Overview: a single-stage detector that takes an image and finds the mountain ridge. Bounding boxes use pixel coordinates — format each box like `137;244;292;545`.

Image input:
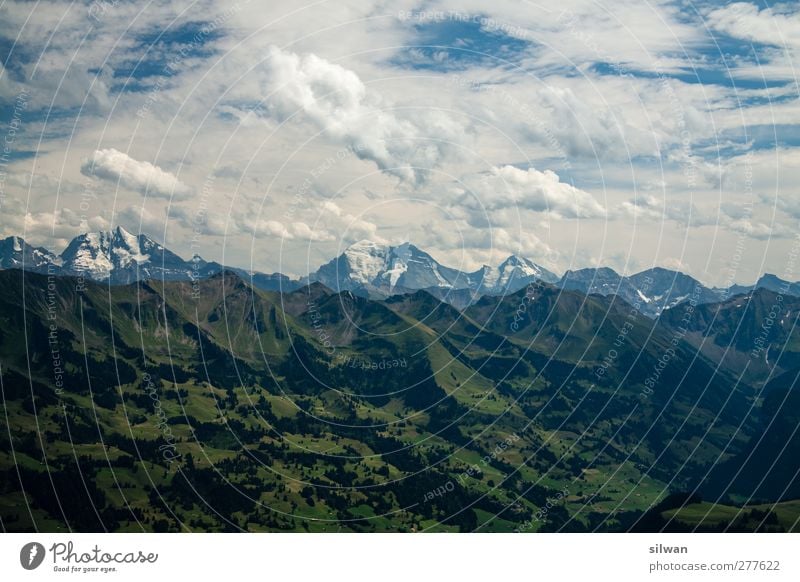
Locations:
2;229;798;316
2;267;795;532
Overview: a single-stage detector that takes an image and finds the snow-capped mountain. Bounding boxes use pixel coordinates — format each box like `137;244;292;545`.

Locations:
60;231;117;279
308;240;557;299
59;226;196;283
0;227;298;290
478;255;559;294
309;241;476;296
3;231;799;316
629;267;724;314
559;266;724;317
0;236;61;273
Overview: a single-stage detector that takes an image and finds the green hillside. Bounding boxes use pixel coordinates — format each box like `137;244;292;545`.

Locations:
1;270;798;532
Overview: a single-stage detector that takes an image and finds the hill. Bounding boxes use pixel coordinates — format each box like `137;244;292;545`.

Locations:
0;269;797;532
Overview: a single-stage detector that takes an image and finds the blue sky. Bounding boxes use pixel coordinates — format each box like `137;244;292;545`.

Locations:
388;16;533;71
1;0;799;285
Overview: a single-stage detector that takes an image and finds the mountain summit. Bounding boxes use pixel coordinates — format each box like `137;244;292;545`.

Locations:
479;254;559;292
0;236;60;273
59;226;194;283
311;240;473;294
559;266;724;317
2;231;799;315
308;240;556;298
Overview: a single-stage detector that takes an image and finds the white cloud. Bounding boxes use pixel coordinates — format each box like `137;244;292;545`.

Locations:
726;218;789;241
705;2;800;81
618;195;712;227
318;201;386;243
170;205;231;237
457;165;607;219
239;217;334;242
620;194;789;241
421;218;557;272
288;221;335;242
259;220;294;239
3;0;799;284
773;194;800;219
0;199;109;248
81;148;192;200
707;2;800;49
261;45;470;185
117;205;172;242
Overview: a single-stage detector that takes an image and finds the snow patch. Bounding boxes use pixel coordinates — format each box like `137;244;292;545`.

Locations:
70;233;115;278
430;263;452;288
343;240;390;285
112;226;150;267
479;265;498;289
384;243;413;287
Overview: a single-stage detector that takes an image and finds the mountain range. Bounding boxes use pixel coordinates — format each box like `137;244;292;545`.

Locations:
2;228;799;317
2;265;798;532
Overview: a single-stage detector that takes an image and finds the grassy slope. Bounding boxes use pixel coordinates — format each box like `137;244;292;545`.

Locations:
0;270;796;532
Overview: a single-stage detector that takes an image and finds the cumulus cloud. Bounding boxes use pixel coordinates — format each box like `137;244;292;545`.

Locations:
81;149;192;200
5;1;798;283
457;165;607;219
287;221;335;242
262;46;469;185
421;218;557;272
727;218;789;241
235;198;388;246
239;217;335;242
318;200;386;243
256;220;293;239
707;2;800;48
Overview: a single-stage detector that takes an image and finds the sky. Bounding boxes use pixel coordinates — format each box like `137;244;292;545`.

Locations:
0;0;799;286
